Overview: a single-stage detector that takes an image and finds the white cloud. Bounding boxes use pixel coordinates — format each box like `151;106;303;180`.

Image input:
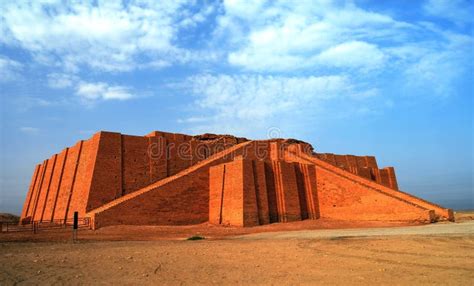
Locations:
19;127;39;134
316;41;386;71
402;32;473;97
0;0;213;72
220;0;411;72
47;73;78;89
46;72;138;105
0;55;23;82
182;74;381;136
217;0;473;104
424;0;473;26
76;82;134;102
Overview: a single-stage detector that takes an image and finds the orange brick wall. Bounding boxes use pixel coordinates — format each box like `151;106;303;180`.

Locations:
209;164;225;225
20;130;245;223
92;167;211;227
42;148;68;222
91;142;252;228
33;154;57;221
315;165;434;222
273;161;301;222
316;153;398;190
86;132;122;211
67;134;100;218
122;135;151;195
53;140;83;220
264;160;278;222
20;131;453;227
295;163;320;219
252;160;270;225
20;164;40;222
209;158;261;227
27;159;48;222
209;156;321;227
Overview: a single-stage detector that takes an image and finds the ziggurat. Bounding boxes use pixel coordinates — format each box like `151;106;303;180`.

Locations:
20;131;453;229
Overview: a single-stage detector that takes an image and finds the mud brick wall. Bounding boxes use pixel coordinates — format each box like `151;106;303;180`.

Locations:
21;134;100;223
20;164;40;222
86;132;122;211
21;130;452;226
316;153;399;190
20;164;42;223
252;160;270;225
210;155;320;227
42;148;68;221
209;158;262;227
95;131;243;202
315;165;434;222
27;159;48;222
21;130;245;224
272;161;301;222
91;142;255;228
33;154;57;222
92;166;211;227
66;135;100;219
209;164;225;225
284;149;453;221
295;163;320;220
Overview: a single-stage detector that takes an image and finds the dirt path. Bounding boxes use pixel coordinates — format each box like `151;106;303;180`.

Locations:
1;221;473;285
235;220;474;240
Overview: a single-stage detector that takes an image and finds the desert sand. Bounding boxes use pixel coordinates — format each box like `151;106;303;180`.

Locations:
1;216;473;285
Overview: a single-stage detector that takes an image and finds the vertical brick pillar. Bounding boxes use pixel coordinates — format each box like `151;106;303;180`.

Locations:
209;164;225;225
385;167;399;190
273;161;301;222
252;160;269;225
209;158;266;227
300;164;320;219
20;164;40;222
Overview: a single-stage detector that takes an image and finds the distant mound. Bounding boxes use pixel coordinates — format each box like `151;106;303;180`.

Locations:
0;213;20;223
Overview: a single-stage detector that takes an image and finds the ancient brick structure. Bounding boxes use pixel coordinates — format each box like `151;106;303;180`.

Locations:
20;131;454;228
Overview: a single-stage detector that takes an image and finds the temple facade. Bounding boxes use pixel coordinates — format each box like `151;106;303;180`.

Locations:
20;130;453;229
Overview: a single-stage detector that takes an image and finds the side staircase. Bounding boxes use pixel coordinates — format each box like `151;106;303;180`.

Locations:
86;141;252;225
293;151;453;221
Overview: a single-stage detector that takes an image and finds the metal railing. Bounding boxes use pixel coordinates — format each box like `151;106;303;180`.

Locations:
0;217;91;233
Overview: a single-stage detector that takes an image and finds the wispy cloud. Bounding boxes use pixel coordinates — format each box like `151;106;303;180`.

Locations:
0;0;216;73
47;73;78;89
0;55;23;82
45;73;138;105
1;0;472;119
423;0;473;26
315;41;386;72
76;82;134;103
220;1;411;72
182;74;382;136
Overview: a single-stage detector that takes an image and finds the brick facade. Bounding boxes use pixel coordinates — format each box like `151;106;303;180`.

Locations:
20;130;454;228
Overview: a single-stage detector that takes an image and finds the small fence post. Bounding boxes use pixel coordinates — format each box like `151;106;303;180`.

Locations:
72;211;78;243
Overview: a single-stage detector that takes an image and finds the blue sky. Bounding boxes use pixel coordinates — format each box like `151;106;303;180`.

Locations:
0;0;473;214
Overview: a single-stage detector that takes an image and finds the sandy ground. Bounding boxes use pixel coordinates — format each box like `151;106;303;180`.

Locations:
0;219;420;242
1;216;473;285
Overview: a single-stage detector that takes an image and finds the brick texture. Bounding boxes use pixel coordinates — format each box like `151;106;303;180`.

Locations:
20;130;454;228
